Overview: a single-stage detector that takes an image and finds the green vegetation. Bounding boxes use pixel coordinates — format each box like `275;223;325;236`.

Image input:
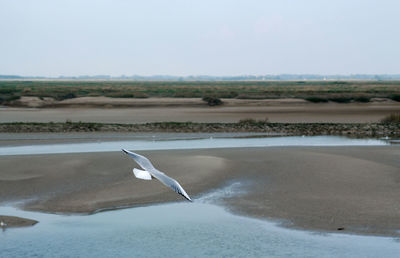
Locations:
353;96;371;103
202;96;223;106
0;80;399;104
0;95;20;104
56;92;77;100
305;95;372;103
390;94;400;102
381;113;400;123
305;97;329;103
327;96;353;103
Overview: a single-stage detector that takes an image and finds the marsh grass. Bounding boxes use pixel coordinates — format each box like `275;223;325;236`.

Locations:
328;96;353;103
0;81;399;102
353;96;371;102
238;118;269;125
305;95;372;103
105;92;149;98
305;97;329;103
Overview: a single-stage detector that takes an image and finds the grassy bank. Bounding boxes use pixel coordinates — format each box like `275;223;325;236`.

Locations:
1;80;400;103
1;121;399;137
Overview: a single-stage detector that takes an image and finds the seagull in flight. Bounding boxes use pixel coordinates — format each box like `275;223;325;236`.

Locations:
122;149;192;202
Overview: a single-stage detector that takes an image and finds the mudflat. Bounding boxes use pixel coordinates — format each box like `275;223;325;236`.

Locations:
1;99;400;123
0;146;399;236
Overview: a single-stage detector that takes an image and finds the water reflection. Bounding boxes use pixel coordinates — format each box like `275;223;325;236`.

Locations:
0;136;390;156
0;184;399;258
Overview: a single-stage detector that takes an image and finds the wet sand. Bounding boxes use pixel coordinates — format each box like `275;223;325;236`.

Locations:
0;215;38;228
0;146;399;236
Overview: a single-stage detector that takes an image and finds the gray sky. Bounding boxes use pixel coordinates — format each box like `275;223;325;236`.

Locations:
1;0;399;77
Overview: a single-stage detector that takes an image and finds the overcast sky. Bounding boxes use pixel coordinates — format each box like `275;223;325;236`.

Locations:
0;0;399;77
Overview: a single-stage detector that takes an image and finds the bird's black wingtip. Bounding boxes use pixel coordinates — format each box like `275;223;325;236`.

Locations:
179;192;193;202
122;149;128;154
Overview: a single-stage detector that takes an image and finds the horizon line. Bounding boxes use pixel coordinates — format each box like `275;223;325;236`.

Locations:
1;73;400;81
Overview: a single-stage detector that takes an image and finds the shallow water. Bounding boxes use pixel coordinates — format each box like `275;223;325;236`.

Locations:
1;189;400;258
0;135;389;156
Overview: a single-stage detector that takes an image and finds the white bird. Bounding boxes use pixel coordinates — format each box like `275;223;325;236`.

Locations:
122;149;192;202
0;221;6;227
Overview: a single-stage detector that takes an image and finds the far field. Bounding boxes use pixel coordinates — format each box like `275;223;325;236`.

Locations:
1;80;400;103
0;80;399;124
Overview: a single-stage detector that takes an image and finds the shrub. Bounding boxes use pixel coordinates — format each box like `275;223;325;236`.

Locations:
381;113;400;123
10;95;21;101
305;97;328;103
57;93;77;100
390;94;400;102
106;92;149;98
202;96;223;106
0;88;17;94
354;96;371;103
328;97;352;103
5;95;21;101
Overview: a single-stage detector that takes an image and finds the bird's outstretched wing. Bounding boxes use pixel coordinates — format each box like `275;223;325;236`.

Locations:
122;149;192;202
122;149;155;171
154;172;192;202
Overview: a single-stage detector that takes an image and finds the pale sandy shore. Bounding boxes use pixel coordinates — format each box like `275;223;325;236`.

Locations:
0;146;399;236
0;132;273;146
2;100;400;123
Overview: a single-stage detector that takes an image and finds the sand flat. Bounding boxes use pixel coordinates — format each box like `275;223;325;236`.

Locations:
1;102;400;123
0;146;399;236
0;215;38;228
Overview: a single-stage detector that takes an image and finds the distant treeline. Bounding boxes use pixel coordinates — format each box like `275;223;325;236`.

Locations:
1;74;400;81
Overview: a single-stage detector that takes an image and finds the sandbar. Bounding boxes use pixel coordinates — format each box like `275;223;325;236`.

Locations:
0;146;399;236
0;215;38;228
